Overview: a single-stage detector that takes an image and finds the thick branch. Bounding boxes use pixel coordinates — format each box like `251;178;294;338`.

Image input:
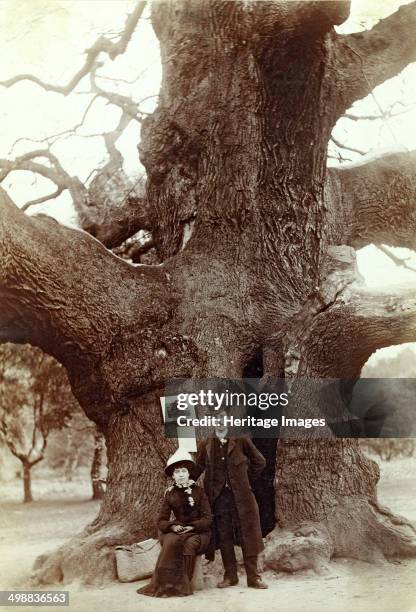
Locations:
288;244;416;384
0;188;177;422
346;284;416;342
326;150;416;249
332;2;416;114
308;283;416;378
0;192;201;429
0;2;146;95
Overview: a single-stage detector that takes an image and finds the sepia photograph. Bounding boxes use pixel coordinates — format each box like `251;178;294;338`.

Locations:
1;1;416;611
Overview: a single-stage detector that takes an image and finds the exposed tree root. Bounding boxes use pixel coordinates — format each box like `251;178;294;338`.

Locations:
264;499;416;575
264;521;333;574
31;520;143;586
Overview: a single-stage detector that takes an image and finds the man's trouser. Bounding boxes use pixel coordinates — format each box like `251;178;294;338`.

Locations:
214;487;260;584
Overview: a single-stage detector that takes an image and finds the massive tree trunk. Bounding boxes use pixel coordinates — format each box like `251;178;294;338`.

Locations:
267;439;416;573
1;0;416;585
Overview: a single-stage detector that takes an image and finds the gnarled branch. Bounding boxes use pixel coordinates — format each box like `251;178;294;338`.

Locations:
0;188;170;357
0;188;187;425
344;283;416;351
326;150;416;250
305;282;416;379
332;1;416;115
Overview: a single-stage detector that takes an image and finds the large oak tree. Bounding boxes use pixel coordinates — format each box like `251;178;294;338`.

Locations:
1;0;416;585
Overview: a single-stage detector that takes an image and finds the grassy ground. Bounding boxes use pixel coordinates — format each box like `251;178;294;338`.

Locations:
0;458;415;612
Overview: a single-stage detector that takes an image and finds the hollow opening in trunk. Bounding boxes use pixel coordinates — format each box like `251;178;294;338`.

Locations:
242;347;277;536
242;348;264;378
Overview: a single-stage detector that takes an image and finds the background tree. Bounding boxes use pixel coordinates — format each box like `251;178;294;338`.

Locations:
1;0;416;585
360;345;416;461
62;419;106;501
0;344;79;502
90;428;107;501
46;412;107;499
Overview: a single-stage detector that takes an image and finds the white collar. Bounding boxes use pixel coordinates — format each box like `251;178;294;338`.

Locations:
174;479;195;489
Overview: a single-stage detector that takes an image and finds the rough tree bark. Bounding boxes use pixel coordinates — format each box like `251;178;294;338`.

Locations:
1;0;416;585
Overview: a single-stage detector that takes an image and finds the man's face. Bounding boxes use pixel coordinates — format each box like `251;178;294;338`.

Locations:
216;409;228;430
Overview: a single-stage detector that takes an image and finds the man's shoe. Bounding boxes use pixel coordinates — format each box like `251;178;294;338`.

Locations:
247;578;268;589
217;578;238;588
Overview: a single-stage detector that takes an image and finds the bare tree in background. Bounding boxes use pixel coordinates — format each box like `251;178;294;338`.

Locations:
0;344;78;502
1;0;416;585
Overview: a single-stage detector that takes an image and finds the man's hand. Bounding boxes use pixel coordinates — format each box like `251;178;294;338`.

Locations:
170;524;184;533
180;525;194;533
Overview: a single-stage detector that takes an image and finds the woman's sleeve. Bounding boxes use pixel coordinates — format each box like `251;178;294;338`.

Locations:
156;493;174;533
190;489;212;532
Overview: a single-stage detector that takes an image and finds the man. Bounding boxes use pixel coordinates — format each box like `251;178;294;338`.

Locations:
194;408;268;589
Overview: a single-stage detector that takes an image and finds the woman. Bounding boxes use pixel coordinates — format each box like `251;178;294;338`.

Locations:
137;448;212;597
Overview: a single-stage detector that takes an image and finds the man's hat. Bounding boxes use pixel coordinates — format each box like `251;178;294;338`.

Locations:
165;448;196;477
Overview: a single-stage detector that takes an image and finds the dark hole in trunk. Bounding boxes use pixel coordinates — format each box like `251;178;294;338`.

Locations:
243;348;278;537
242;348;264;378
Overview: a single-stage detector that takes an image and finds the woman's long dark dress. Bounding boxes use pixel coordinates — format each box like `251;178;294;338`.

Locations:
137;483;212;597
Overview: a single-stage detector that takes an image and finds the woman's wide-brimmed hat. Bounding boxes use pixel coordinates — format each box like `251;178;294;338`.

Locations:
165;449;196;478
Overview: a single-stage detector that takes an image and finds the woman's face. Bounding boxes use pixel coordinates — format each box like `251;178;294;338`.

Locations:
173;466;190;486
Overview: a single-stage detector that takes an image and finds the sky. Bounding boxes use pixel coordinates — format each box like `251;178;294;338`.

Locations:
0;0;415;365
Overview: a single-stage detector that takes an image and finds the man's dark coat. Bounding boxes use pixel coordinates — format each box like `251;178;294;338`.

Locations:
194;437;266;560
